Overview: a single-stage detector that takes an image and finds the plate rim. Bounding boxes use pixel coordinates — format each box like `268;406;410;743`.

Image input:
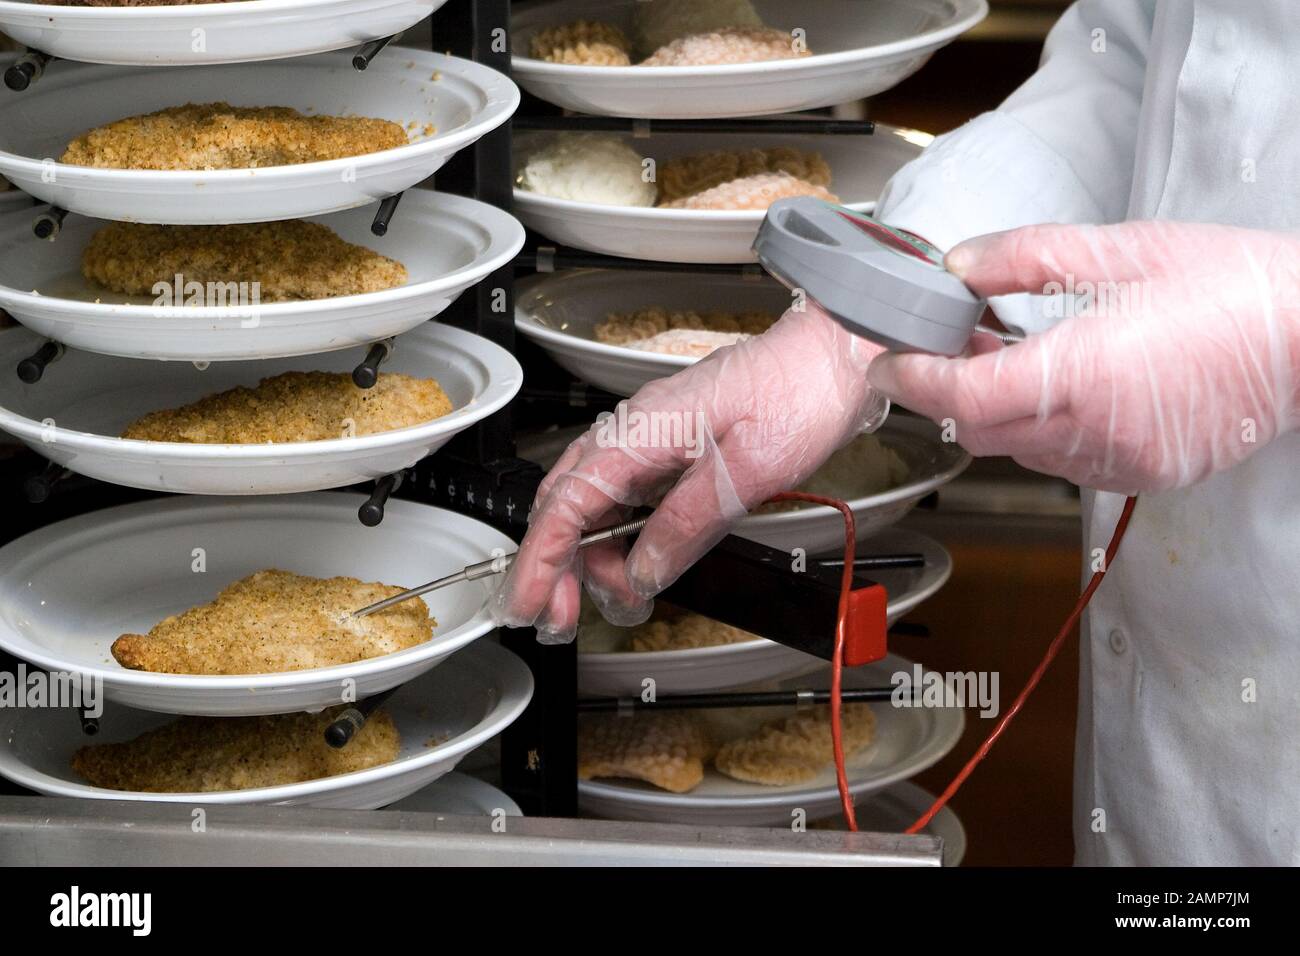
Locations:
0;322;523;459
0;640;534;804
0;493;515;689
0;190;525;322
0;51;520;183
577;651;965;809
509;0;989;78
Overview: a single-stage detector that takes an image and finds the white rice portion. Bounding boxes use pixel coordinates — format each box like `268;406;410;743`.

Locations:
516;134;657;207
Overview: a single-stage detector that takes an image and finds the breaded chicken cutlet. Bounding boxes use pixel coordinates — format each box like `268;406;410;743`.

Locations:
121;370;453;444
71;706;400;793
110;569;435;675
82;221;408;302
61;102;409;171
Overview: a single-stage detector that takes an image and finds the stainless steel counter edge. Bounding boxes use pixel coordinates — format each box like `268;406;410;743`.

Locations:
0;797;943;867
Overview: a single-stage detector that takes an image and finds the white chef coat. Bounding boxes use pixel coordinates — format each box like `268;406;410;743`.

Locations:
876;0;1300;865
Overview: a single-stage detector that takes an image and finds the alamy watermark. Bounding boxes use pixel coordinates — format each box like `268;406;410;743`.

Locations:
892;664;1000;718
1;663;102;717
593;405;709;459
152;273;262;328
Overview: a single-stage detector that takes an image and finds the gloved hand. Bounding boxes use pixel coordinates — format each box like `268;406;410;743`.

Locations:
494;303;889;642
867;221;1300;494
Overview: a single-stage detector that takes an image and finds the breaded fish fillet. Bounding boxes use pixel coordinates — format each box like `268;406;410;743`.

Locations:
61;102;409;171
82;221;407;302
656;147;832;205
627;608;757;652
714;703;876;786
530;19;632;65
578;712;715;793
594;306;777;346
110;569;435;675
71;706;400;793
120;370;452;444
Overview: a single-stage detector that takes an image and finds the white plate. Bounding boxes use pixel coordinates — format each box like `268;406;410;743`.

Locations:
0;0;447;67
0;322;522;495
513;125;926;263
0;641;533;810
737;416;970;553
511;0;987;118
515;268;790;397
575;528;952;697
0;191;524;362
578;653;965;826
0;493;517;715
0;51;518;224
383;771;524;817
518;414;969;555
821;781;966;866
0;186;33;214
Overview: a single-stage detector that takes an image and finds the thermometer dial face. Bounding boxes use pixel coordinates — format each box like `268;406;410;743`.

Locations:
835;211;945;267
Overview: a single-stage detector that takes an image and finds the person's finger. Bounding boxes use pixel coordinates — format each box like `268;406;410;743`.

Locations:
867;334;1064;430
494;472;614;627
946;222;1163;298
581;537;654;626
951;412;1078;458
624;435;750;599
534;562;581;643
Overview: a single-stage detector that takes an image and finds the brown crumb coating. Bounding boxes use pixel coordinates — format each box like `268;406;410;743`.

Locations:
579;712;715;793
120;370;452;444
529;20;632;65
110;569;435;676
61;102;409;171
640;26;810;66
71;706;400;793
656;147;832;204
714;704;876;786
82;221;407;302
628;608;757;652
660;171;837;210
594;306;777;346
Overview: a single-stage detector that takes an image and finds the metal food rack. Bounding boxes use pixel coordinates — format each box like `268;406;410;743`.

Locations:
0;0;942;866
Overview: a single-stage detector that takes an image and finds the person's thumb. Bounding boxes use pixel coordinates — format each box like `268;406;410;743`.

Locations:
945;222;1161;299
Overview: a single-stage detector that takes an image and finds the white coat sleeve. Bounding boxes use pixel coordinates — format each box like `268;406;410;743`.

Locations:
875;0;1156;334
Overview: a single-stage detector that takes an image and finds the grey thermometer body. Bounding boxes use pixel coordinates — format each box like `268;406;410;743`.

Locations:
752;197;986;356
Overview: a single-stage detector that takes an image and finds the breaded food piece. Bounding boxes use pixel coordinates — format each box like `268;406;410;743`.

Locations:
594;306;777;346
625;329;749;357
641;26;810;66
529;20;632;65
632;0;766;59
714;704;876;785
110;569;434;675
61;102;409;171
82;221;407;302
578;712;715;793
71;706;400;793
121;370;452;444
628;608;757;652
656;147;832;205
660;171;838;210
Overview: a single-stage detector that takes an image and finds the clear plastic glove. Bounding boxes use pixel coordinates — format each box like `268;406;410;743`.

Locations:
867;221;1300;494
494;303;889;642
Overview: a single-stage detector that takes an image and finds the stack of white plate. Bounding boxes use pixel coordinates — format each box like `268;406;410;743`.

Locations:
0;16;533;808
505;0;983;845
